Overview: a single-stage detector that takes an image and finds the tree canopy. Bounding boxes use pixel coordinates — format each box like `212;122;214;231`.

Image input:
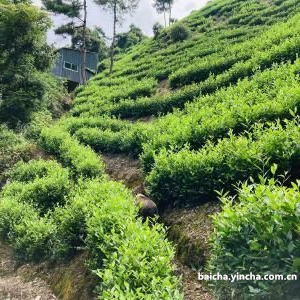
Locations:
115;24;146;52
71;27;109;60
0;2;54;125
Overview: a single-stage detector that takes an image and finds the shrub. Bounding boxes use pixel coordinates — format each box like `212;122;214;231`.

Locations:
169;13;300;87
50;180;97;259
74;127;145;155
140;61;300;172
8;159;65;182
0;197;35;240
208;178;300;298
0;196;55;262
170;24;190;42
12;214;56;262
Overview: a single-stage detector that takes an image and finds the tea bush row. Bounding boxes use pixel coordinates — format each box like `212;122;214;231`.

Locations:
146;118;300;207
40;126;105;178
69;61;300;171
1;159;71;214
140;60;300;171
74;77;157;106
75;15;300;120
0;125;33;185
169;13;300;87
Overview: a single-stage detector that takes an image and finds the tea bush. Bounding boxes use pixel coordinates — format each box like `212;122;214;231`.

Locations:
140;60;300;171
169;13;300;87
3;0;300;298
0;197;36;240
0;196;55;262
84;179;182;299
72;77;157;116
65;59;300;169
90;83;200;119
13;213;56;262
8;159;65;182
208;178;300;298
0;176;183;297
74;126;146;155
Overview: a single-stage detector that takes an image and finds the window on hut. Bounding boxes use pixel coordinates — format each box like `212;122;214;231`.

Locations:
64;61;78;72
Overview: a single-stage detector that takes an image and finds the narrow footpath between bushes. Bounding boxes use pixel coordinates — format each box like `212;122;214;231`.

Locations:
0;242;57;300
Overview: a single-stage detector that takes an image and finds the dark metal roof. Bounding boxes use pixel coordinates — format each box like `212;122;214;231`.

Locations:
52;48;98;84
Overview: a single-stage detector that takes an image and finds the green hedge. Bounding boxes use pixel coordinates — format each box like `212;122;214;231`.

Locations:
169;13;300;87
83;180;182;299
140;60;300;172
74;126;145;155
97;83;200;119
65;60;300;170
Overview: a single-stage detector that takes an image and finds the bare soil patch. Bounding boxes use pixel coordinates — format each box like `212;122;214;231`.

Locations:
101;153;145;193
0;242;57;300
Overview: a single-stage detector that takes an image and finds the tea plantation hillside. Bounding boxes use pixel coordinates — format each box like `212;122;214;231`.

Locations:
1;0;300;299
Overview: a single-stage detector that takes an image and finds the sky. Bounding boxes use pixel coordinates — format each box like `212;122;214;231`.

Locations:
33;0;210;47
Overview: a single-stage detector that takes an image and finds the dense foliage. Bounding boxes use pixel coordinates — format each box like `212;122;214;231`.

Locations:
40;126;106;178
208;176;300;298
170;24;190;42
53;2;300;296
146;118;300;207
0;2;65;126
115;24;146;53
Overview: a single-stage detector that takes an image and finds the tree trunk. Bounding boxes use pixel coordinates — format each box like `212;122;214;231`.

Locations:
169;3;172;26
81;0;87;85
109;1;117;74
163;9;166;28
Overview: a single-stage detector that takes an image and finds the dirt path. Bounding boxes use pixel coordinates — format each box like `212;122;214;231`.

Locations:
175;263;213;300
0;242;57;300
101;153;144;193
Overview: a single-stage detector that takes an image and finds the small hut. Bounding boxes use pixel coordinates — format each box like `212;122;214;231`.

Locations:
52;48;98;88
